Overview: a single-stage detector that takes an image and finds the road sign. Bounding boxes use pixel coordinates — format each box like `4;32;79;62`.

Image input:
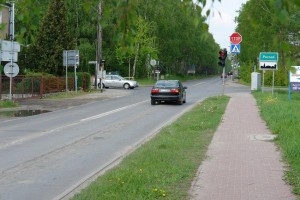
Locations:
259;62;278;70
0;50;18;62
230;32;242;44
1;40;20;52
231;44;240;54
290;66;300;91
0;40;21;62
4;62;19;77
63;50;79;66
259;52;278;70
150;59;156;66
88;61;97;64
259;52;278;62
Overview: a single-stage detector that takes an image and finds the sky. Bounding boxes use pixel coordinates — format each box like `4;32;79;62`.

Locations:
202;0;249;51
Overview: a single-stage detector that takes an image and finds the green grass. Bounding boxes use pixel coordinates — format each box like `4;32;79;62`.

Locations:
0;100;18;108
71;95;229;200
253;90;300;197
45;90;94;99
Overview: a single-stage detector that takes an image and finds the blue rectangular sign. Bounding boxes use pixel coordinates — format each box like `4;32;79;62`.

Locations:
259;52;278;62
231;44;240;54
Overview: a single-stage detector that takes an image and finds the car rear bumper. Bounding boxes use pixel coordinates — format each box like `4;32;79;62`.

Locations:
151;95;180;102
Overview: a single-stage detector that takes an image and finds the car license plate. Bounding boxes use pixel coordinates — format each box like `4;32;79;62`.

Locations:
159;89;170;92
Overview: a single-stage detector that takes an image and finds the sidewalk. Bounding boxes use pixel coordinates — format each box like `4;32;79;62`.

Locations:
189;92;296;200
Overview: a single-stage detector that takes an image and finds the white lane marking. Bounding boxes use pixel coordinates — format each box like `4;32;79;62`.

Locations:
193;82;206;86
80;100;148;122
0;100;148;150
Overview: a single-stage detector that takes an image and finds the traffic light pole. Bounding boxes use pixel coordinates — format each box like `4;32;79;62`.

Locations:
218;49;227;95
222;67;225;95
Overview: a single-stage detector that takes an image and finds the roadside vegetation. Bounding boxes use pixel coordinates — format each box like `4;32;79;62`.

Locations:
45;90;92;99
14;0;220;78
236;0;300;86
0;100;18;108
253;90;300;196
71;95;229;200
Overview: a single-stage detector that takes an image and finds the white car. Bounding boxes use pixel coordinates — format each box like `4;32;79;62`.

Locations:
98;75;139;89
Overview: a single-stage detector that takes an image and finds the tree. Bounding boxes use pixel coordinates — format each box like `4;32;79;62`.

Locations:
115;16;158;78
13;0;223;77
25;0;75;75
236;0;300;85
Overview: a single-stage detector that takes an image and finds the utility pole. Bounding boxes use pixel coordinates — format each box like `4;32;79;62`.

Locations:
9;1;15;100
96;1;103;91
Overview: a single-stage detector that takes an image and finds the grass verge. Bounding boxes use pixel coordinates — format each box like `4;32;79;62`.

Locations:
71;95;229;200
45;90;91;99
0;100;18;108
253;90;300;197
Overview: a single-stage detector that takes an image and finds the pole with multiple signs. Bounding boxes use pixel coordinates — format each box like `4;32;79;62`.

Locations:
63;50;79;93
230;32;242;55
259;52;278;94
9;1;14;100
224;32;242;94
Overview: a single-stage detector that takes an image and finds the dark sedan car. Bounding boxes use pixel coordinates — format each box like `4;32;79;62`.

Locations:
150;80;187;105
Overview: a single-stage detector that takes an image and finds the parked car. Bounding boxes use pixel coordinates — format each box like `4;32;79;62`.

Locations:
98;75;139;89
150;80;187;105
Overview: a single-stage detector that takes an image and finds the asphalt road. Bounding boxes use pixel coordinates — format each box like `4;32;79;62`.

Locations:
0;77;249;200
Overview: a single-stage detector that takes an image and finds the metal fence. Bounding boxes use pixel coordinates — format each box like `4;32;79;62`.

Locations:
0;75;90;100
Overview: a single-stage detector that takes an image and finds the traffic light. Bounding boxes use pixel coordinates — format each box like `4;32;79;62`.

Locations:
218;49;227;67
223;48;227;60
218;50;225;67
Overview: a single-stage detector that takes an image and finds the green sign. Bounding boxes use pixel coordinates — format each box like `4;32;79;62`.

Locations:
259;52;278;62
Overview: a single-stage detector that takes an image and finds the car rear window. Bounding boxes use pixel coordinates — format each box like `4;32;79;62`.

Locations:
155;81;178;88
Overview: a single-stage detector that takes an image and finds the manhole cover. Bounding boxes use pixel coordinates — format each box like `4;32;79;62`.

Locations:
249;134;277;141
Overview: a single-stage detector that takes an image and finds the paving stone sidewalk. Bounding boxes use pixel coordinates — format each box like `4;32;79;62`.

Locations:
189;92;296;200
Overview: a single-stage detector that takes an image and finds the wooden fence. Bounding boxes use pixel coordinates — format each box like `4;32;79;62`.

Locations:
0;75;90;100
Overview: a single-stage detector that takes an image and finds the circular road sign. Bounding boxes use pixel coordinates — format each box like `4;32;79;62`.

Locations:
150;59;157;66
230;32;242;44
4;62;19;78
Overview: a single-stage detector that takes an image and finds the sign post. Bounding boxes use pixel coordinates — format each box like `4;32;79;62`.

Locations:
259;52;279;95
229;32;242;89
63;50;79;93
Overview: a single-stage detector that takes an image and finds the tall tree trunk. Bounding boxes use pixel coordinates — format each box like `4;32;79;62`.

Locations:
132;43;140;78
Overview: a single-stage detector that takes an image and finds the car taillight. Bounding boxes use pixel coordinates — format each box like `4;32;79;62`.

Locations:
151;88;160;94
170;89;180;94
